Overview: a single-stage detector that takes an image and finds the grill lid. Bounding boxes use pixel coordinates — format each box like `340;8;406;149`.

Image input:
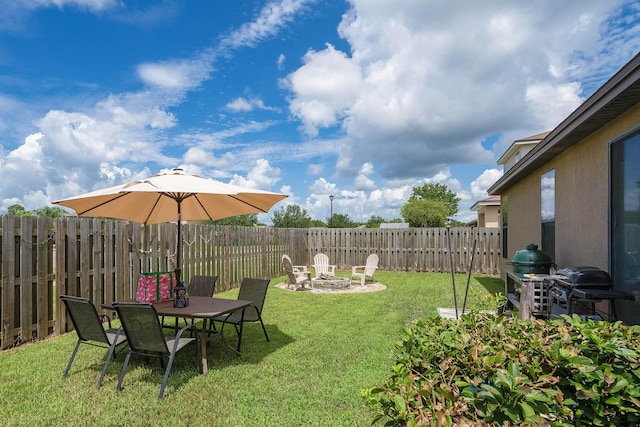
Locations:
555;266;611;286
512;243;553;266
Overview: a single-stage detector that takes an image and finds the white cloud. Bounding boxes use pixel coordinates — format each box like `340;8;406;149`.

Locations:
283;44;362;136
226;97;279;113
219;0;315;51
137;59;212;91
183;147;234;169
354;162;376;190
229;159;282;190
284;0;637;180
0;90;179;210
31;0;119;12
470;169;504;200
1;0;120;32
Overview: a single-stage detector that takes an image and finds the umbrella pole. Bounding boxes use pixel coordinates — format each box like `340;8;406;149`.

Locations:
176;202;182;285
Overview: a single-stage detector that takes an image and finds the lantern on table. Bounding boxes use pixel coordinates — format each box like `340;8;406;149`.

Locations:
173;281;189;308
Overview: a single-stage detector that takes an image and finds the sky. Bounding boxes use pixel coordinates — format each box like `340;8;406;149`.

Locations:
1;0;640;225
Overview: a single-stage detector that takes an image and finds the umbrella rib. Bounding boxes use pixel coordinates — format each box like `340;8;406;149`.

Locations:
74;192;130;216
193;195;215;221
227;195;269;213
142;194;164;224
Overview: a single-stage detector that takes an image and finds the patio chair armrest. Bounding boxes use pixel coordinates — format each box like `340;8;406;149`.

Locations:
351;265;365;274
175;324;198;340
292;265;308;273
98;313;112;328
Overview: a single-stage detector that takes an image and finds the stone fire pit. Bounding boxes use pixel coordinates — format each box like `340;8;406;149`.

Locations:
311;275;351;290
276;274;386;294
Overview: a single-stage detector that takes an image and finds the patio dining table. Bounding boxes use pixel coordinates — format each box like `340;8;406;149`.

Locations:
103;296;252;375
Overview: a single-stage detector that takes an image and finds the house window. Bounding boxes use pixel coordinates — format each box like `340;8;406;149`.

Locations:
541;169;555;261
610;128;640;304
515;150;521;162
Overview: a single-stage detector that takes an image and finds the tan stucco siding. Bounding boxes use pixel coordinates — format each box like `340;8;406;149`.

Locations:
484;206;500;228
504;179;541;260
553;134;608;269
502;101;640;270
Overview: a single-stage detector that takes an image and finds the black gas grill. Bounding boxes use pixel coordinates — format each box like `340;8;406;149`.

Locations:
547;266;631;321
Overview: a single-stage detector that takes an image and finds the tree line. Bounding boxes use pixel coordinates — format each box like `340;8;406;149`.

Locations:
5;183;468;228
268;182;465;228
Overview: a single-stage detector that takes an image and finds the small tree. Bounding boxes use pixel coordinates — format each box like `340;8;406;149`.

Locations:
401;199;448;227
7;204;69;218
364;215;386;228
32;206;70;218
327;213;357;228
209;214;258;226
7;204;29;216
400;183;460;226
271;204;312;228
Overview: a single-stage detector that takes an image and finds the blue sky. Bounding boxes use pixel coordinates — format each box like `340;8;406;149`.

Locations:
1;0;639;224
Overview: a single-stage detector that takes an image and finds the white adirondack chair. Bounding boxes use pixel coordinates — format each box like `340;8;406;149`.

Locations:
282;255;309;276
312;253;336;278
282;256;312;290
351;254;379;285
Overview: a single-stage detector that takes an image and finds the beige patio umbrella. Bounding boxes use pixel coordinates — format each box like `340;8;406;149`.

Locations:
53;168;288;282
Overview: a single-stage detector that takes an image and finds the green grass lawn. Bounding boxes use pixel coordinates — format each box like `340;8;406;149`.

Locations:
0;271;503;427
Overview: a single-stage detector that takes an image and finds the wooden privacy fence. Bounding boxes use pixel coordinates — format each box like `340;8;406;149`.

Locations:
0;215;500;349
303;227;501;273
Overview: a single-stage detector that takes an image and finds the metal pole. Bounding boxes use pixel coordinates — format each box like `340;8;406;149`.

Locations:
447;226;459;319
329;194;334;218
462;237;477;315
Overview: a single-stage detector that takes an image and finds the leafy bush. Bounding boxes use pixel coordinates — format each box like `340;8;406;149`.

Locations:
363;313;640;426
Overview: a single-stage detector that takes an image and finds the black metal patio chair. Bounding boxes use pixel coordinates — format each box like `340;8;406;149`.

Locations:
59;295;128;389
162;275;219;331
211;277;270;353
113;301;200;400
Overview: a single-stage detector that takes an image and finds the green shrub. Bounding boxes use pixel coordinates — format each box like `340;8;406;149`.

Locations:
363;313;640;426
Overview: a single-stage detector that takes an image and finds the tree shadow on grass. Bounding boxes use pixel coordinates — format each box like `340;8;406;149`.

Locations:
199;323;294;369
474;275;505;295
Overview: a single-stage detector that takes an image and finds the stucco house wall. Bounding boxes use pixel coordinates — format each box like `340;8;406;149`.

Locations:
482;205;500;228
503;179;540;262
502;101;640;272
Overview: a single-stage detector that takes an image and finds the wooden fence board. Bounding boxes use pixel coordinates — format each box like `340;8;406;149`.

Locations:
1;216;16;349
19;216;32;345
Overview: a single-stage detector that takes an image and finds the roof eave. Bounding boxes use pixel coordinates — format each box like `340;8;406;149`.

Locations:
489;52;640;195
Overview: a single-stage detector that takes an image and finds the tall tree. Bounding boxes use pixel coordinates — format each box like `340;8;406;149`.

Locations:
271;204;312;228
408;183;460;218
